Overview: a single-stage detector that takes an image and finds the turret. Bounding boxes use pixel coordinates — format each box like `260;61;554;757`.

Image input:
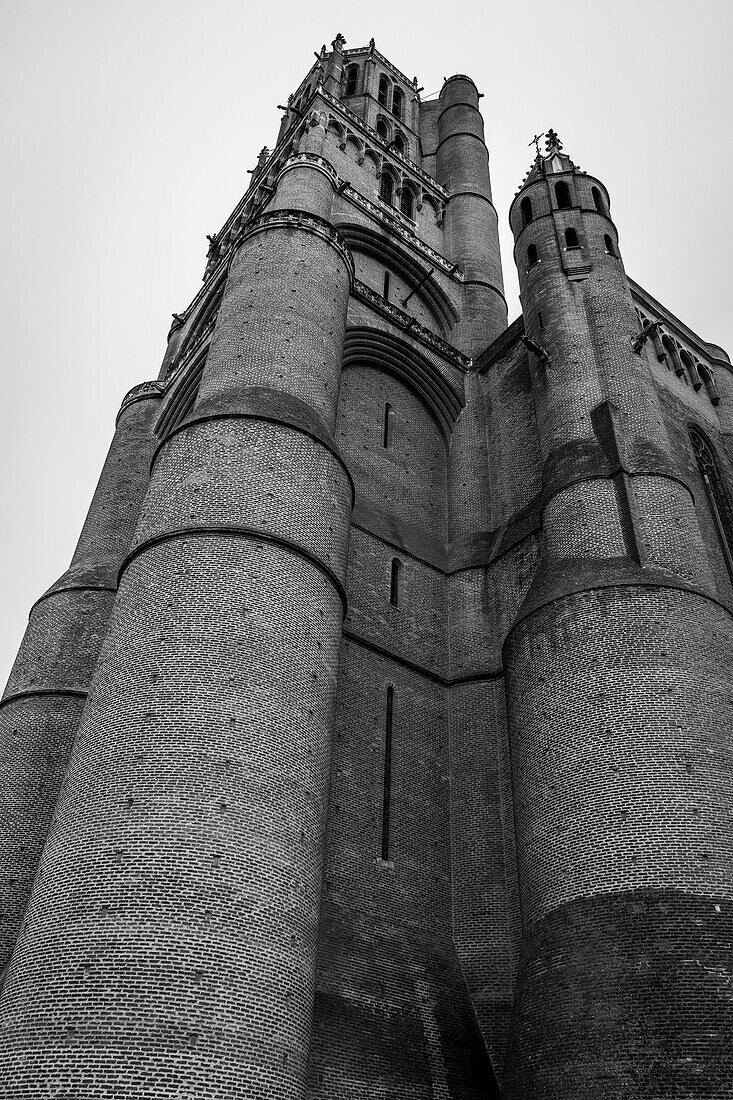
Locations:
0;382;162;971
435;75;507;354
501;132;733;1099
0;82;354;1100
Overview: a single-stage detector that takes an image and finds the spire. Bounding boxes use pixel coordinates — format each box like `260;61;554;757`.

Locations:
518;126;578;190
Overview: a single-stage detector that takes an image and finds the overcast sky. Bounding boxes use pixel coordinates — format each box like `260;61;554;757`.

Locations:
1;0;730;684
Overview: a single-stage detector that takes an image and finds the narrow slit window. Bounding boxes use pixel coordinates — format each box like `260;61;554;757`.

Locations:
520;196;533;226
390;558;401;606
604;234;616;256
383;270;391;300
383;402;394;448
381;686;394;862
592;186;605;214
538;310;544;329
527;243;538;267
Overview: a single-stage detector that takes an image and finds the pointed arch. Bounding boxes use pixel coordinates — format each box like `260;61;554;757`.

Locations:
400;182;416;219
378;75;390;106
379;169;395;206
376;116;391;142
697;364;720;405
336;221;461;336
344;63;359;96
342;327;463;441
327;117;346;144
690;427;733;582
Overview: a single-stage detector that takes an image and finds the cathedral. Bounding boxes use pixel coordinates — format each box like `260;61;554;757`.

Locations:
1;34;732;1099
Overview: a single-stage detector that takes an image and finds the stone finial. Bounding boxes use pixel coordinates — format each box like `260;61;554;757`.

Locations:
332;32;346;52
545;128;563;154
257;146;270;167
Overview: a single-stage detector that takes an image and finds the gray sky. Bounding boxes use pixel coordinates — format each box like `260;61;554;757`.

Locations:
1;0;730;684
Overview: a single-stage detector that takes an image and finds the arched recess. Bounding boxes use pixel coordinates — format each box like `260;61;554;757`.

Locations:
341;326;463;442
156;270;227;437
689;426;733;587
339;328;458;540
336;222;460;338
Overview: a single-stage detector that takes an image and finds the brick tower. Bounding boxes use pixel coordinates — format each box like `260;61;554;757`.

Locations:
1;35;732;1100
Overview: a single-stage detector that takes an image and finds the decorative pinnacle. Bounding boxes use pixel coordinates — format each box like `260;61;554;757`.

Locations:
332;32;346;51
545;128;563;154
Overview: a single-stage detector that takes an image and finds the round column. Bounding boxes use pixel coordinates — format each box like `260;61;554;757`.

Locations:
502;158;733;1098
0;144;354;1100
436;75;507;354
0;384;161;970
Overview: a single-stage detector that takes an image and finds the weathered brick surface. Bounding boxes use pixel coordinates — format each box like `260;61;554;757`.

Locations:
1;39;732;1100
307;643;499;1099
503;889;733;1099
0;392;160;970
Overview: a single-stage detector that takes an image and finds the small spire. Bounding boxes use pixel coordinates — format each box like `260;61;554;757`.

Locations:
257;146;270;168
545;128;563;154
332;32;346;52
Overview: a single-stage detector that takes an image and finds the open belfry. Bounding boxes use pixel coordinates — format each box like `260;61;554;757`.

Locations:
2;32;733;1098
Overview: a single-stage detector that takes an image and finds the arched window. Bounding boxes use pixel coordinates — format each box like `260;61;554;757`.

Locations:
662;334;683;377
592;186;605;214
520;196;533;227
691;430;733;582
698;365;720;406
680;350;700;390
400;186;414;219
376;117;389;142
390;558;401;605
392;87;403;119
393;131;406;155
564;227;580;249
345;64;358;96
379;171;394;206
527;243;539;267
555;181;571;209
604;234;616;257
378;75;390;106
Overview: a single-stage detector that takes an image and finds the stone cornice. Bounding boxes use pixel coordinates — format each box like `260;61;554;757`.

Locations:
630;277;731;372
238;208;355;284
344;45;415;96
276;151;340;189
340;185;458;279
117;381;165;423
352;279;470;370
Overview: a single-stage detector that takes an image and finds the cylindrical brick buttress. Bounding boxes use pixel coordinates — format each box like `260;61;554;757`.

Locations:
502;157;733;1098
0;384;161;970
0;141;354;1100
436;75;507;355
